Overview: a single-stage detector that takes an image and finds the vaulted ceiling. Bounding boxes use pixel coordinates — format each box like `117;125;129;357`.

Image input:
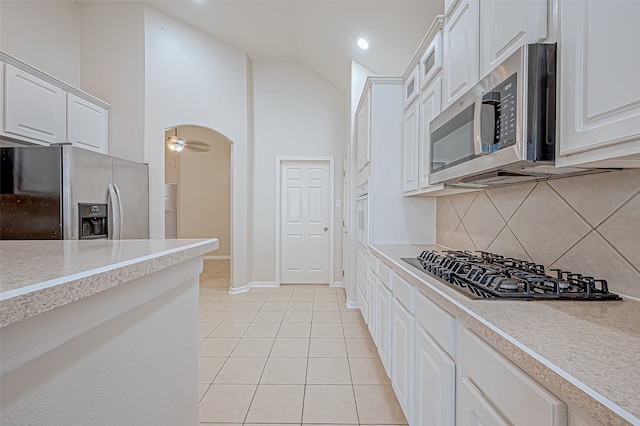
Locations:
148;1;444;91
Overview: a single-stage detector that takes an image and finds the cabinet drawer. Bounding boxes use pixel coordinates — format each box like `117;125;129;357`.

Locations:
357;246;369;276
368;253;379;276
415;291;456;357
392;273;415;314
460;328;566;426
378;261;393;290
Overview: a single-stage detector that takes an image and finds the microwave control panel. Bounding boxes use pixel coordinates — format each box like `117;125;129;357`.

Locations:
481;72;518;150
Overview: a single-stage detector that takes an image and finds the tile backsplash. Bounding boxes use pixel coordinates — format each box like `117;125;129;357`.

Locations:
436;169;640;298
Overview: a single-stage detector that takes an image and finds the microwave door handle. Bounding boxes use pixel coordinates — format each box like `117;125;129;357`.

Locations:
473;94;484;155
107;183;119;239
114;184;124;239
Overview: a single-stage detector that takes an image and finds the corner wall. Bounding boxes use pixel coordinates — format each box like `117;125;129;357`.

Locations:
144;6;249;287
251;62;346;284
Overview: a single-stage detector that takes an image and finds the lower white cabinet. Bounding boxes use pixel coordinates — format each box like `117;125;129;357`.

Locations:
391;298;415;424
458;327;567;426
377;281;392;376
367;270;378;343
457;376;510;425
414;324;455;426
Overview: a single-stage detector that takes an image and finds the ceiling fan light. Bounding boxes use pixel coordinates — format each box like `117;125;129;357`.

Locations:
166;135;186;152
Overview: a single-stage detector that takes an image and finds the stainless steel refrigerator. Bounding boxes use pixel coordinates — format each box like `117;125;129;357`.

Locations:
0;145;149;239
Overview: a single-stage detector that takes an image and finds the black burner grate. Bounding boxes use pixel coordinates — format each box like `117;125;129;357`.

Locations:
402;250;622;301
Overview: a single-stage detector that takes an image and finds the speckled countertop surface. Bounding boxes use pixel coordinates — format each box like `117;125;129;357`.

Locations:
371;244;640;426
0;239;218;328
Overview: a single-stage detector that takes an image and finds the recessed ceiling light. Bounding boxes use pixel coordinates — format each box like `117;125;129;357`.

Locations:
357;38;369;51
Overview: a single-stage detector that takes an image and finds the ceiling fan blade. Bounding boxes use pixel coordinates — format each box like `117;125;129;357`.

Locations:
185;141;211;153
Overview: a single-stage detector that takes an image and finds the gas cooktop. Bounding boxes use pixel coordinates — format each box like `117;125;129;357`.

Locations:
402;250;622;301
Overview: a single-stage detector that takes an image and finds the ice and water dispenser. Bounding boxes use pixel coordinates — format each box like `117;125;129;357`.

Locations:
78;203;108;239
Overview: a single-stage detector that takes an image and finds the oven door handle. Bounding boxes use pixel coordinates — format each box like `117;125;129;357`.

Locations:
473;93;484;155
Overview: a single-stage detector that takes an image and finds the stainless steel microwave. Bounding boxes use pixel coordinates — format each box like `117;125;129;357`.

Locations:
429;43;565;188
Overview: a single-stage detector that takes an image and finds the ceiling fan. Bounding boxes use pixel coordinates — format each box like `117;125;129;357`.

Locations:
166;128;211;153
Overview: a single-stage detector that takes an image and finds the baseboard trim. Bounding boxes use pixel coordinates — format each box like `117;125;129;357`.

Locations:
228;281;277;294
331;281;344;288
346;300;359;309
203;255;230;260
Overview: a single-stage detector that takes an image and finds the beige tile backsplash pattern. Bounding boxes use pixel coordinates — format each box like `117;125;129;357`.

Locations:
436;169;640;298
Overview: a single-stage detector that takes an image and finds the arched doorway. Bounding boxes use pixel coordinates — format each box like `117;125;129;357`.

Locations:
164;125;232;277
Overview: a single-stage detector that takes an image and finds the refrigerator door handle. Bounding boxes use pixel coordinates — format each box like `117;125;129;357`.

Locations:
114;183;124;239
108;183;120;239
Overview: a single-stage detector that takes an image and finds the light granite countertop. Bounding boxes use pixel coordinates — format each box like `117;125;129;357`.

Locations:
0;239;218;328
370;244;640;426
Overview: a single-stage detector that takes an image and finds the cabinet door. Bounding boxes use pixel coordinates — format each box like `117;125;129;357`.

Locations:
414;325;455;426
367;272;378;343
402;101;419;192
377;282;392;376
479;0;547;78
4;64;66;144
442;0;479;109
457;376;510;426
418;77;442;189
557;0;640;167
391;298;415;423
67;93;108;153
356;90;371;171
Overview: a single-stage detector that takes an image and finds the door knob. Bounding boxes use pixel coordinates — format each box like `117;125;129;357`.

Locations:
324;227;328;231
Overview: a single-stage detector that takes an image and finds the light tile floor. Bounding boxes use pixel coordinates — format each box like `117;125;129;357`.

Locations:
198;259;408;426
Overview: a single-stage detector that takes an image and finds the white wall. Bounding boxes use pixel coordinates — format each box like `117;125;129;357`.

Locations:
251;62;346;284
144;6;250;287
0;1;81;86
79;3;146;163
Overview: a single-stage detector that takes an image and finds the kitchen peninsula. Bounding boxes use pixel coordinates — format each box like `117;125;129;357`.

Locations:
0;238;218;425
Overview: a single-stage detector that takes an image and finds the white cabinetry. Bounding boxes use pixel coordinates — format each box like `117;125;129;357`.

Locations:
1;53;110;153
479;0;547;79
3;63;67;145
415;322;455;426
356;89;371;171
402;101;419;192
417;77;443;190
458;327;567;426
442;0;479;109
391;273;416;424
557;0;640;168
377;278;393;376
67;93;108;153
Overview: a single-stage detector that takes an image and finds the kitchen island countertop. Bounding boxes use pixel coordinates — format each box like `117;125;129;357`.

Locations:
371;244;640;426
0;239;218;327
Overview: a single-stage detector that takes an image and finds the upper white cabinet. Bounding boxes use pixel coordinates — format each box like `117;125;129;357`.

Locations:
479;0;547;79
402;100;419;192
418;77;442;190
356;89;371;171
1;52;110;153
3;63;67;145
403;65;420;109
67;93;108;153
557;0;640;168
419;31;443;90
442;0;479;109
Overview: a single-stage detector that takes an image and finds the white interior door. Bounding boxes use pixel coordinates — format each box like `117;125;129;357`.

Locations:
281;160;331;284
342;149;350;286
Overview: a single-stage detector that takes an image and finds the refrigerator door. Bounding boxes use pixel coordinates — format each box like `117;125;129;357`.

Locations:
112;157;149;239
62;146;113;239
0;146;63;239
